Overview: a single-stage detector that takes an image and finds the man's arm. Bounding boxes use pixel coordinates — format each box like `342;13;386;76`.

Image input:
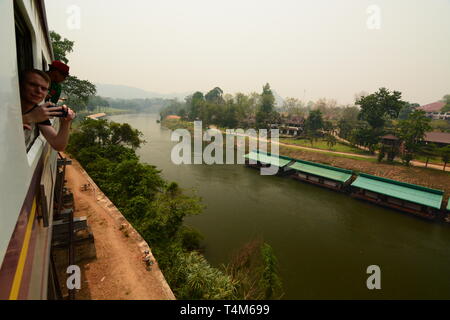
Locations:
38;106;76;152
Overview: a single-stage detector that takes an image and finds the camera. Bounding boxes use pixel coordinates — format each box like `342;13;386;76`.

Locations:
48;103;68;118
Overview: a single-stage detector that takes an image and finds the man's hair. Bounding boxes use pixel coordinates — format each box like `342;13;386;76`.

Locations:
20;69;51;85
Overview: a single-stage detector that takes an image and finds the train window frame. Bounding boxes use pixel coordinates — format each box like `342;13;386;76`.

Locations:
14;2;43;154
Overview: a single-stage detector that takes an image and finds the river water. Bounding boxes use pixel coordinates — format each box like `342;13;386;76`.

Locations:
108;113;450;299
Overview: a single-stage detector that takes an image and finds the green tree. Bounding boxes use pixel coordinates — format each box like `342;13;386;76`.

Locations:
325;134;337;150
63;76;97;111
110;122;145;149
187;91;205;121
67;119;144;155
304;110;324;144
349;126;381;153
224;239;283;300
160;99;187;119
205;87;224;104
137;182;203;246
337;106;360;140
50;31;96;111
260;243;282;300
398;102;420;120
256;83;276;129
378;145;386;162
356;88;405;129
439;145;450;171
87;95;110;112
398;110;432;158
419;143;438;168
49;31;74;63
168;251;236;299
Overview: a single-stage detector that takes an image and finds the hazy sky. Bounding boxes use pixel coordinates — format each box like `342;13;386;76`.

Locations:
46;0;450;105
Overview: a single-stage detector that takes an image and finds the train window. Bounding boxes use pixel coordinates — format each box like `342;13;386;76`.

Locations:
15;3;40;152
14;2;33;74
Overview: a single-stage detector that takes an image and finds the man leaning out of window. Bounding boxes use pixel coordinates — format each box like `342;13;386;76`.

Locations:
20;69;76;152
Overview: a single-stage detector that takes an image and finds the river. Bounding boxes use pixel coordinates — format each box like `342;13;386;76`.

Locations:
108;113;450;299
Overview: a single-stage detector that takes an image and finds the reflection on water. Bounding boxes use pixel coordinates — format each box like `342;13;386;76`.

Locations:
108;113;450;299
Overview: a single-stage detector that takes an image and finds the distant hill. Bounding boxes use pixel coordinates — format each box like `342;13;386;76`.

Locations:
95;83;192;101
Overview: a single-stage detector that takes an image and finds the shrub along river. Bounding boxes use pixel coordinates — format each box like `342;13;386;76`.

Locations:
108;113;450;299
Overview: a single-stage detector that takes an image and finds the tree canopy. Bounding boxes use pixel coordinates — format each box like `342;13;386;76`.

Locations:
50;31;96;111
398;110;432;153
49;31;74;64
356;87;405;129
256;83;277;129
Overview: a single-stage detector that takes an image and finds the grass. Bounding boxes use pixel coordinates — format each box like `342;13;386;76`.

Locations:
279;145;378;163
280;138;372;156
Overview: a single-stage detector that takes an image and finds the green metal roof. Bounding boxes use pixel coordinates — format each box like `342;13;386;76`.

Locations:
244;151;292;167
351;173;444;209
288;160;353;183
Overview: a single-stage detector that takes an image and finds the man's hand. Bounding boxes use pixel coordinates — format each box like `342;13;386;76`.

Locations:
22;102;65;124
60;105;76;122
38;105;76;152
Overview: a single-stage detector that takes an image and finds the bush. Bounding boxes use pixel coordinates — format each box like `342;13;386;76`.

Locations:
179;226;204;252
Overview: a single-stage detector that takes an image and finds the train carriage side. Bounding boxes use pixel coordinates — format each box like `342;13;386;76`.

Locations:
0;0;61;300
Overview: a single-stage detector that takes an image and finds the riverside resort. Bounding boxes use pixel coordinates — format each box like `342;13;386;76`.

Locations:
1;0;450;305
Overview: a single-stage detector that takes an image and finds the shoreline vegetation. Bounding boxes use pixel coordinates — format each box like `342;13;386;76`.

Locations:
161;118;450;199
67;118;283;300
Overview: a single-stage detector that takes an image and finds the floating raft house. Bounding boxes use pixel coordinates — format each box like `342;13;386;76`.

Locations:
287;159;353;191
244;150;294;174
244;150;293;168
350;173;444;219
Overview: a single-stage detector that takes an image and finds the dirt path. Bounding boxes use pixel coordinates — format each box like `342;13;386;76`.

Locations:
63;155;175;300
